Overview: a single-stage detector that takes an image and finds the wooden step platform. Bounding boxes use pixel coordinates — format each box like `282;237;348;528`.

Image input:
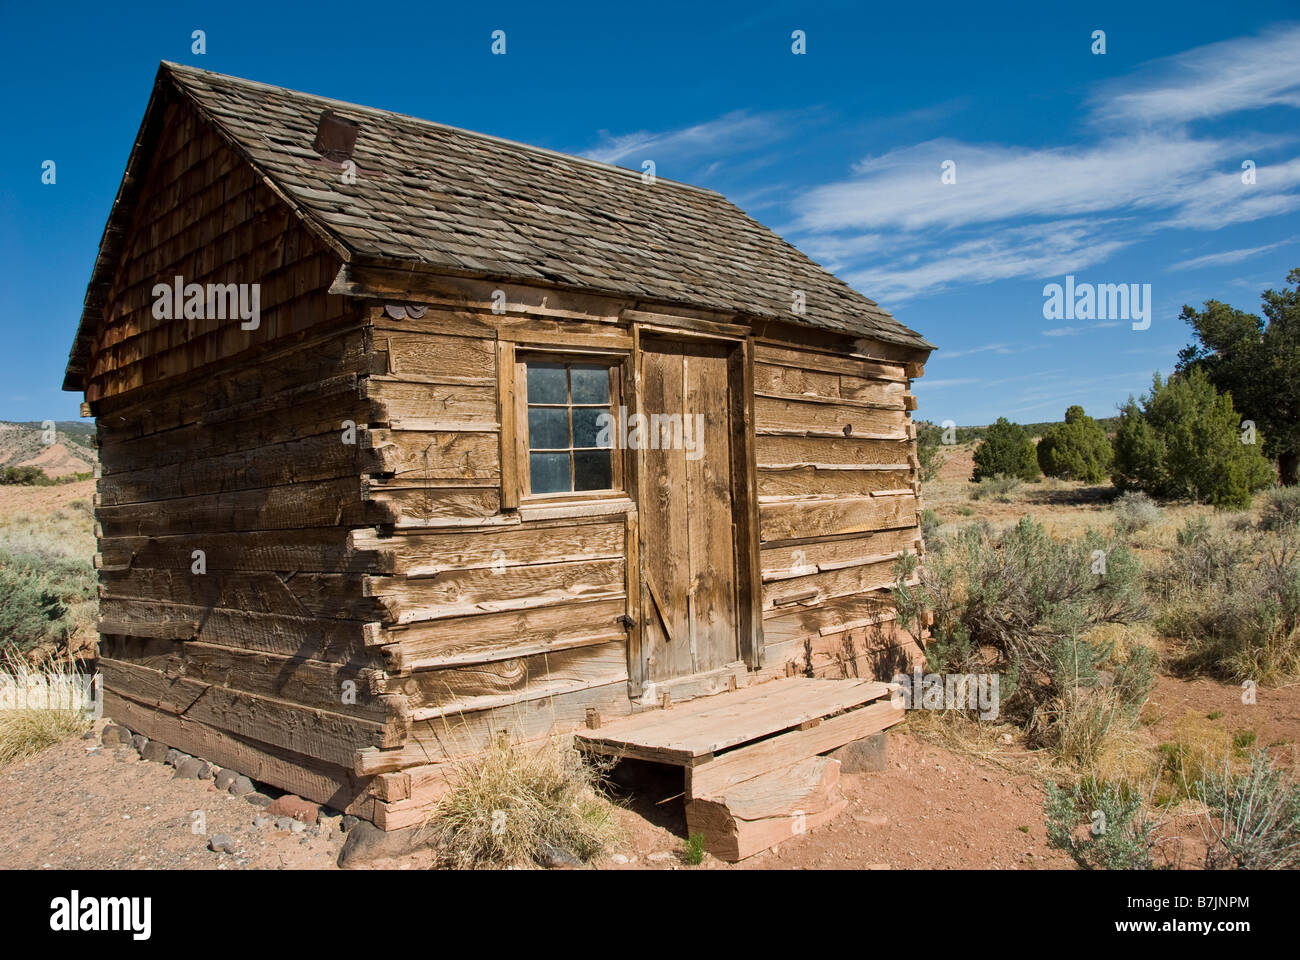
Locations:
576;677;903;860
685;755;847;862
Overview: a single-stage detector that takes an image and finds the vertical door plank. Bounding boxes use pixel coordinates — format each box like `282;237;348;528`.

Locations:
685;343;740;672
640;340;694;681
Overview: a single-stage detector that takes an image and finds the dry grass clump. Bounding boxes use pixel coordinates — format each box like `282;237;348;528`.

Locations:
1049;686;1141;771
1259;485;1300;532
423;733;622;869
1157;517;1300;682
0;646;93;766
970;474;1022;502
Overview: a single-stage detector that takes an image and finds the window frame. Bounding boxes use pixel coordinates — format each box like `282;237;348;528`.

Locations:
501;345;628;507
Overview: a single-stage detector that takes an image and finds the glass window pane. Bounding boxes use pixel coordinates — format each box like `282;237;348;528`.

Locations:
572;407;612;449
570;364;611;404
530;453;571;493
528;407;569;450
526;363;567;405
574;450;612;491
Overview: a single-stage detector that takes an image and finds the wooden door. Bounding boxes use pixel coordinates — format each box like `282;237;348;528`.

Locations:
638;337;740;683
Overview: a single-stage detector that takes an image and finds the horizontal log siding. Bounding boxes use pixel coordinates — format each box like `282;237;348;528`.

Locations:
91;319;400;797
83;103;399;805
359;304;634;774
753;344;924;676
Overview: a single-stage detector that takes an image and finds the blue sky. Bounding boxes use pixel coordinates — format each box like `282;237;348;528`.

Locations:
1;0;1297;425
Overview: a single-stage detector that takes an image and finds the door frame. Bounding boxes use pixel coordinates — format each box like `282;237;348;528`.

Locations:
626;317;764;696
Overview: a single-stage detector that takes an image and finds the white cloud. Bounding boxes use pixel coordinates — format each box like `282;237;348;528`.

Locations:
1154;158;1300;230
1042;321;1123;337
582;110;789;166
1168;237;1298;271
778;26;1300;304
1090;24;1300;127
843;220;1128;303
911;377;981;390
578;24;1300;310
794;135;1235;235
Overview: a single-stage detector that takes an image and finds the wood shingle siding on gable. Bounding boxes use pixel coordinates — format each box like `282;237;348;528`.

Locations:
66;63;934;829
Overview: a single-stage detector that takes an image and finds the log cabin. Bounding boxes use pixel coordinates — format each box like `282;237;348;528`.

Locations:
63;63;935;842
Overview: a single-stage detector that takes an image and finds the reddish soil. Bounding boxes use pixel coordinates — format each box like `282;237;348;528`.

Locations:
17;442;93;478
1144;671;1300;770
601;728;1074;870
0;718;1072;870
0;731;345;870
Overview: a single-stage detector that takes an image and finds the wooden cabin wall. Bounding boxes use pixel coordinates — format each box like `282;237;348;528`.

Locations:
348;290;927;829
750;339;927;681
84;99;402;818
92;313;405;818
352;301;637;826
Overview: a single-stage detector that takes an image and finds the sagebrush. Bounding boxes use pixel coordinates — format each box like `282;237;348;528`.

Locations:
893;518;1150;740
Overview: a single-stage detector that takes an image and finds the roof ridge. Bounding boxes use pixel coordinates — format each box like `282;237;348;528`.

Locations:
160;61;726;200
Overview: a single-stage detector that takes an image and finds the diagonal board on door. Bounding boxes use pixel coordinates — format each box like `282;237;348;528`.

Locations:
639;337;740;682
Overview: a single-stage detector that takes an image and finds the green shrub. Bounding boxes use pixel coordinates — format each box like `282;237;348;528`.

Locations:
1194;750;1300;870
1112;490;1162;535
1044;778;1160;870
893;517;1147;728
1112;370;1274;507
0;467;90;486
0;547;96;654
1177;268;1300;485
1159;521;1300;682
972;418;1039;482
683;834;707;866
1037;406;1113;483
0;466;52;486
914;420;948;483
920;508;942;546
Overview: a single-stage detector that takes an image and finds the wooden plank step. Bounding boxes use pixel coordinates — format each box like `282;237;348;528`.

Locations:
686;698;902;798
685;755;847;862
574;676;894;764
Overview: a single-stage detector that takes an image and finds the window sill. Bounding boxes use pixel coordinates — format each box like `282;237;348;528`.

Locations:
516;495;636;522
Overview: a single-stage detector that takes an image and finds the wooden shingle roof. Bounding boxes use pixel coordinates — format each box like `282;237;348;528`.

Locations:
65;62;931;390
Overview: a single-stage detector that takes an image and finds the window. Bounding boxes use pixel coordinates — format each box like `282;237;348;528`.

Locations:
522;359;619;495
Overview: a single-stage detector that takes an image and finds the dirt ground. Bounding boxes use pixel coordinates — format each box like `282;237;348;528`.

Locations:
0;477;94;514
0;717;1076;870
0;727;345;870
8;669;1295;870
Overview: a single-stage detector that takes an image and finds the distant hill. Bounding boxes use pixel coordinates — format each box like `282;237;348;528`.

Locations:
0;421;97;477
